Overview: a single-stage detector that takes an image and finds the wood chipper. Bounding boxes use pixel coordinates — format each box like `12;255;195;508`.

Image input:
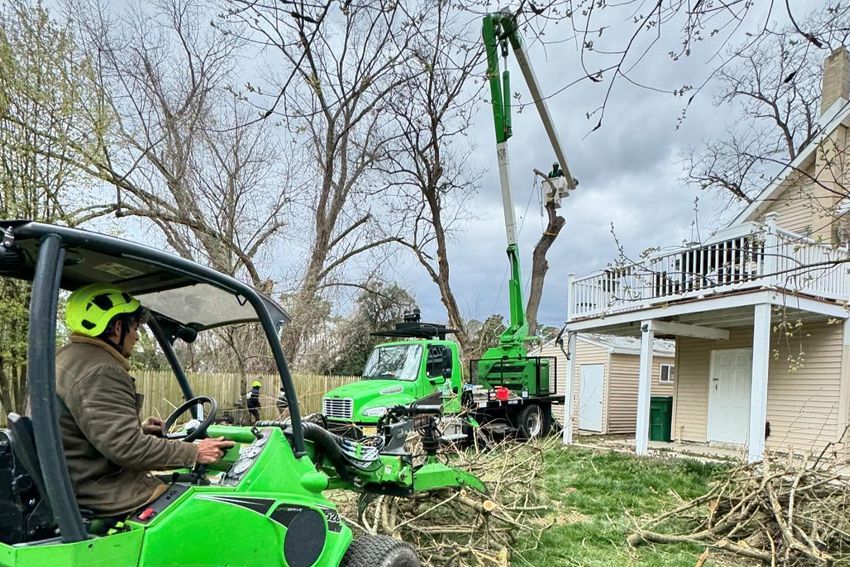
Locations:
0;220;485;567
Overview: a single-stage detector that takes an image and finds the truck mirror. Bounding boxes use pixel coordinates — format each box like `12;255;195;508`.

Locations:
428;375;446;385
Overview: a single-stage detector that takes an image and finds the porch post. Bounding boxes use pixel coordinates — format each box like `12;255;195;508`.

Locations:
635;320;654;455
839;319;850;460
562;331;577;445
748;303;771;463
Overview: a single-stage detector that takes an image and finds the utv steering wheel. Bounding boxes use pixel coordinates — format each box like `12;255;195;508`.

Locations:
162;396;218;442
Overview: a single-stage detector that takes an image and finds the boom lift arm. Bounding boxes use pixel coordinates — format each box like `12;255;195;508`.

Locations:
482;10;577;351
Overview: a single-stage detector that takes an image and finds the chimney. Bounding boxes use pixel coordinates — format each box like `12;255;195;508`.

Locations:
821;47;850;116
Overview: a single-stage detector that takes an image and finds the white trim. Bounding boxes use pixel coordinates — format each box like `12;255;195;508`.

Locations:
567;290;849;332
748;304;771;463
635;321;654;456
659;363;675;384
732;98;850;226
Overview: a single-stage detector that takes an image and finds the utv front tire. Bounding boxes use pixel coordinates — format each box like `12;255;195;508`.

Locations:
340;535;419;567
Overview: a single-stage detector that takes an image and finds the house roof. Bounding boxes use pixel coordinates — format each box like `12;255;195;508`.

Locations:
730;97;850;226
531;332;675;356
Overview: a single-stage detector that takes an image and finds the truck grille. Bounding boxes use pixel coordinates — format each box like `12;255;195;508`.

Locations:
323;397;353;419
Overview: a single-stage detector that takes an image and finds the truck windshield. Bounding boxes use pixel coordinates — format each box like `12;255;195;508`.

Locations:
362;344;422;381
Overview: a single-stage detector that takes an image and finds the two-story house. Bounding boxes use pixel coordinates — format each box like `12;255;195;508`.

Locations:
563;47;850;463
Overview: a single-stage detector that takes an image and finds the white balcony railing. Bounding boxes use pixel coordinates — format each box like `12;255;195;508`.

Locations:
569;217;850;321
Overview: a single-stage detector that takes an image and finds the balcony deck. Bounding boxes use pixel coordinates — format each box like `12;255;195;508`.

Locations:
568;219;849;323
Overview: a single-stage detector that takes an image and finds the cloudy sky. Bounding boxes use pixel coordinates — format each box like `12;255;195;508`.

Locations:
391;3;805;328
80;1;822;330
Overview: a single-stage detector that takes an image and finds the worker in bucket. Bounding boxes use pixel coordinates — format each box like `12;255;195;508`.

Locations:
57;283;234;516
246;379;262;423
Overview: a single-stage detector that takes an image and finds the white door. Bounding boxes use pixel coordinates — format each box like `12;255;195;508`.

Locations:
579;364;604;432
707;349;752;444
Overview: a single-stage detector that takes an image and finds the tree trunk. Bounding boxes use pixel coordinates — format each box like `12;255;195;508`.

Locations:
526;200;566;336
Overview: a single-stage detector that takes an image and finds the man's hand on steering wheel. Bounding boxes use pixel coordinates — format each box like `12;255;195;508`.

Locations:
196;437;234;464
161;396;234;465
142;416;164;436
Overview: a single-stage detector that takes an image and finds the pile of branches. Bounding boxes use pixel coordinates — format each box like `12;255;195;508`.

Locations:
629;451;850;565
334;435;557;567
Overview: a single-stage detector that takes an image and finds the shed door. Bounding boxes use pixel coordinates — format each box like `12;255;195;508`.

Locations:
579;364;604;432
707;349;752;445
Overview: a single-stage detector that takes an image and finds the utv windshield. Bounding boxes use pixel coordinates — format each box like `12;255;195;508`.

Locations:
362;344;422;381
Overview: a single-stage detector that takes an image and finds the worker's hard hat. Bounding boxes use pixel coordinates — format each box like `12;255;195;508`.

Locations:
66;283;143;337
251;380;262;388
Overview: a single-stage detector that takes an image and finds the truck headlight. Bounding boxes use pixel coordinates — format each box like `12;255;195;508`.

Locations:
362;407;388;417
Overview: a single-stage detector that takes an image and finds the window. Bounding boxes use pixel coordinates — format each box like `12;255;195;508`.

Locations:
660;364;675;383
362;344;423;381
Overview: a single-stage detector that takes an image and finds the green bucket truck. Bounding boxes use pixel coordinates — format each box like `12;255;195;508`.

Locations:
322;9;577;442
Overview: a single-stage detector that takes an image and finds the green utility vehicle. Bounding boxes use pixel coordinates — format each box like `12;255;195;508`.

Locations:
323;9;577;442
0;221;484;567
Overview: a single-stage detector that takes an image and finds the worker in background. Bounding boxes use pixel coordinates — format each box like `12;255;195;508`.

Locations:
58;283;234;517
276;387;289;415
246;380;262;423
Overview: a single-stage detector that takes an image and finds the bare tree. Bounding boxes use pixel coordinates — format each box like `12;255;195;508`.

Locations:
382;0;484;352
224;0;424;365
683;7;844;206
67;0;292;287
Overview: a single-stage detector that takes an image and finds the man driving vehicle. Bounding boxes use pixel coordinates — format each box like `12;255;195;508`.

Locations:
56;283;234;517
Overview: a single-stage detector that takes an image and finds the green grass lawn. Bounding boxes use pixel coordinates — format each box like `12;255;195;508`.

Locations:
513;446;741;567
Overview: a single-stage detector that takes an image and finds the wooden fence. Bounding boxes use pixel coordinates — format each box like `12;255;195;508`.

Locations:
135;371;359;422
0;372;358;427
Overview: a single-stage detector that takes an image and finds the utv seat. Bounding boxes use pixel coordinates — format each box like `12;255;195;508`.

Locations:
0;413;55;544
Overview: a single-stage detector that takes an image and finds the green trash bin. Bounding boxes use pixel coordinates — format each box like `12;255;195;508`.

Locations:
649;396;673;442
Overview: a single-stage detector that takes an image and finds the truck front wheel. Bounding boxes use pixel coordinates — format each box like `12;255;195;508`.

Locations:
340;535;419;567
516;403;551;440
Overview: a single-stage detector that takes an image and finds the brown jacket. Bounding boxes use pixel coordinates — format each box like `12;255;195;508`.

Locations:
56;335;197;516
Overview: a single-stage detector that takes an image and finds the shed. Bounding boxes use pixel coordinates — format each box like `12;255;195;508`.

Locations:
531;333;675;435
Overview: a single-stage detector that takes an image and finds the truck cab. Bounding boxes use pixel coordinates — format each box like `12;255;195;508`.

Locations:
322;312;462;436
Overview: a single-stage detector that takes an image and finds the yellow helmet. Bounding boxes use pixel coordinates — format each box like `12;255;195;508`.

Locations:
251;380;262;388
66;283;142;337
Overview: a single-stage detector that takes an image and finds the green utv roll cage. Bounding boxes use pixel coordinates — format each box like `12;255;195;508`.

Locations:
0;220;484;567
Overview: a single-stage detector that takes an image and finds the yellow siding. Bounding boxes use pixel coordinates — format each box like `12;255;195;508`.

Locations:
674;320;844;452
606;354;676;434
760;160;836;241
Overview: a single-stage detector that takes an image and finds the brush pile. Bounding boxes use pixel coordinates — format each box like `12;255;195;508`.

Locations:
628;451;850;565
334;435;557;567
